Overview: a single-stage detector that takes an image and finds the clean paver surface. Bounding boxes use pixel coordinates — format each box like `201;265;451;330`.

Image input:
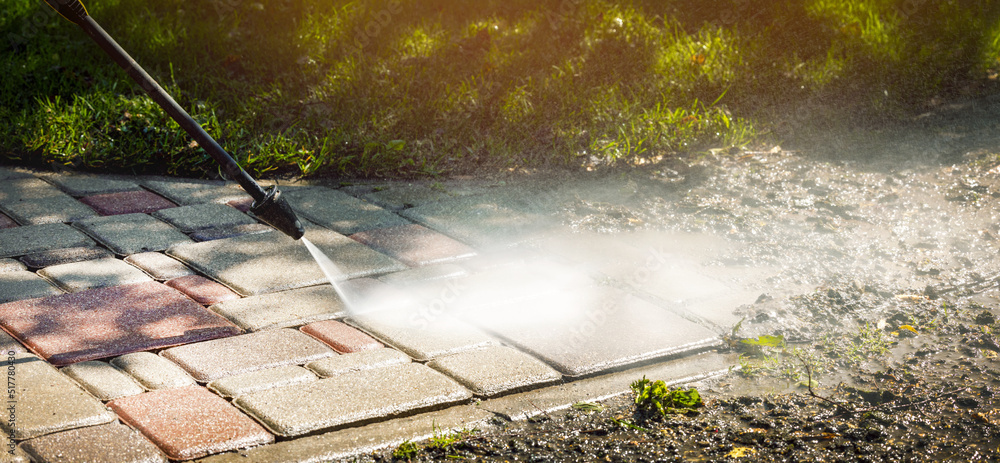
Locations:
209;285;345;331
109;385;274;460
160;329;335;382
300;319;383;353
208;365;319;398
19;422;167;463
60;360;146;401
0;282;240;365
112;352;197;390
348;310;496;361
427;345;563;397
349;224;476;267
235;362;472;437
305;348;411;377
2;354;116;439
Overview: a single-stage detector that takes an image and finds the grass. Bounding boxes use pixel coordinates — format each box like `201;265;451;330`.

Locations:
3;0;1000;178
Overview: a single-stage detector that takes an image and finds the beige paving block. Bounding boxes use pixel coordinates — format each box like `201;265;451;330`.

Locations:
19;422;167;463
38;257;153;292
209;285;345;331
305;348;411;377
1;354;116;439
234;362;472;437
427;346;563;397
208;365;318;398
112;352;196;390
161;329;334;382
61;360;146;401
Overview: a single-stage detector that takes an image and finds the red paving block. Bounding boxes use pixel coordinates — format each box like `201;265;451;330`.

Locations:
0;213;16;229
300;319;383;353
350;224;476;267
166;275;240;305
108;385;273;460
80;190;177;216
0;281;240;366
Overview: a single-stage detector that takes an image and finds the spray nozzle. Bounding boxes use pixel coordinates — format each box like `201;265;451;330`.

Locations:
249;186;305;240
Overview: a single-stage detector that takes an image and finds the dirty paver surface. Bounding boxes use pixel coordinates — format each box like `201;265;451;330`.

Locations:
2;96;1000;461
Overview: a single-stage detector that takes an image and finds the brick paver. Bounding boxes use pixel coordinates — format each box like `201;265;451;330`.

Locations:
427;345;563;397
208;365;318;398
43;175;141;197
0;282;240;365
300;319;383;353
165;275;240;305
350;224;476;267
305;347;410;377
38;257;153;292
61;360;146;401
209;285;345;331
112;352;197;390
282;187;410;234
234;362;471;437
74;213;192;255
109;385;274;460
360;183;453;210
152;203;257;232
0;271;63;304
20;422;168;463
0;223;94;258
2;354;116;439
79;190;176;215
161;329;334;382
142;180;248;205
377;263;467;286
124;252;195;280
0;178;99;225
18;246;113;269
167;227;406;296
348;310;495;361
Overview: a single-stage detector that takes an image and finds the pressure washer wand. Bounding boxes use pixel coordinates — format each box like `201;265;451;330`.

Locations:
43;0;305;240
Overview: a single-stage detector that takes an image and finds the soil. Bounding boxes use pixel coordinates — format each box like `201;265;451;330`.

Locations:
341;94;1000;462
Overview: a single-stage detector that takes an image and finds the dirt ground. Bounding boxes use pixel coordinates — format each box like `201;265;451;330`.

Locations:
345;94;1000;462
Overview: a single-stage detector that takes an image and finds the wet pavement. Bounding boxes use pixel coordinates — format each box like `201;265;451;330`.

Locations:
0;165;743;462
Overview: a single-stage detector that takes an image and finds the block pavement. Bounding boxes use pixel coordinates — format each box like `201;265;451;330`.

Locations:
0;167;743;461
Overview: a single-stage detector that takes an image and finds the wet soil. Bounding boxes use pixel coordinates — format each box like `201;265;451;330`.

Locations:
345;95;1000;462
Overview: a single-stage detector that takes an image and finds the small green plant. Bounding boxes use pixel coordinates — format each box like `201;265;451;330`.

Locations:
392;440;419;460
630;377;704;417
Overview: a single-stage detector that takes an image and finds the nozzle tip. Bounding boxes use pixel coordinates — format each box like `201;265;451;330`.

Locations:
249;187;305;240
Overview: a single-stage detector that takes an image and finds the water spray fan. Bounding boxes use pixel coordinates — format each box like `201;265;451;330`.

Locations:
43;0;305;240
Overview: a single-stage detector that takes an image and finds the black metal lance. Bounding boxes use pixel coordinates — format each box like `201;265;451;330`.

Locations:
42;0;305;239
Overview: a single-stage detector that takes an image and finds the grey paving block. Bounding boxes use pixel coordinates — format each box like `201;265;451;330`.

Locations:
378;264;467;286
361;184;452;210
142;180;248;205
161;329;335;382
0;271;63;303
61;360;146;401
152;203;257;232
18;246;113;269
20;422;167;463
124;252;195;280
427;346;563;397
188;223;273;242
348;310;496;361
167;226;406;296
74;213;193;255
43;175;141;196
208;365;319;398
305;348;411;377
209;285;344;331
0;223;94;258
38;257;153;292
0;166;34;180
1;353;116;439
282;187;410;234
460;289;721;377
234;362;472;437
400;191;558;248
0;258;25;273
478;351;734;421
198;405;492;463
112;352;197;390
0;178;99;225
